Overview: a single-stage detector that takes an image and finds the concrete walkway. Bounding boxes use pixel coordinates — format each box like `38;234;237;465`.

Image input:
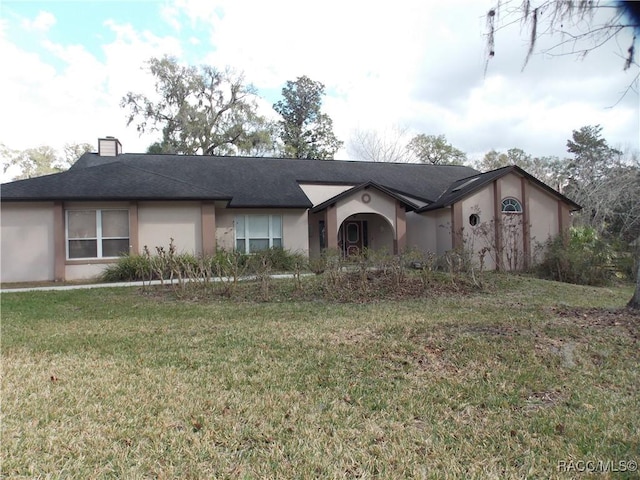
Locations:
1;273;312;293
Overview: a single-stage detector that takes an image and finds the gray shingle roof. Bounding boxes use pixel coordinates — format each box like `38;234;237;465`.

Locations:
1;153;479;207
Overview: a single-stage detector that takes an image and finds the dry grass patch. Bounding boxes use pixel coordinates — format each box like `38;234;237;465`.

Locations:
2;277;638;478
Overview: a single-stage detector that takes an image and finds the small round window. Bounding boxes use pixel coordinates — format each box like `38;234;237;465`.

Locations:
469;214;480;226
501;198;522;213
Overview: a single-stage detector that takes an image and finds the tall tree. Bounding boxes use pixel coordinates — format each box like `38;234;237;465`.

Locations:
1;143;91;180
121;56;275;156
273;76;342;159
406;134;466;165
563;125;623;231
566;125;622;182
477;148;564;188
347;125;411;163
562;126;640;308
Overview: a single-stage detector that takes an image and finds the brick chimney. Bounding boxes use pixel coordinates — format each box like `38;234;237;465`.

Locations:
98;136;122;156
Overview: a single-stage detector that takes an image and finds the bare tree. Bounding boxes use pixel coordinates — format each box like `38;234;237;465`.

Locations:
485;1;639;99
347;125;412;163
476;148;564;188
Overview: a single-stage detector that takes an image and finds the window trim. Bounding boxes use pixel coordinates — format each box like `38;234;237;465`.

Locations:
235;214;283;254
501;197;523;214
66;209;130;260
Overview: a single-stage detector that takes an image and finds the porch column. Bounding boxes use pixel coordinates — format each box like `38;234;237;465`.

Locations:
558;201;571;234
521;177;531;268
201;202;216;255
326;205;338;249
493;179;503;270
53;202;65;281
395;201;407;254
451;202;463;249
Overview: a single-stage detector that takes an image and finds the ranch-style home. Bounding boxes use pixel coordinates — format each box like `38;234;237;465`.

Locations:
0;137;580;283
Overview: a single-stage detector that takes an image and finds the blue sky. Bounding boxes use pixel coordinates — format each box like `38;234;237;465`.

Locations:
2;1;215;75
0;0;638;176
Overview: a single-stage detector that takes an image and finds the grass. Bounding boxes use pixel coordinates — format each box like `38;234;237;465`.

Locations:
1;274;638;479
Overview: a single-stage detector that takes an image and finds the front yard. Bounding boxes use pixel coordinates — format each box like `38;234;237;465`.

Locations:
1;275;638;478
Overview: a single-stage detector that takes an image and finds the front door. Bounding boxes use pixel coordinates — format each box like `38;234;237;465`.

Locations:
340;220;368;256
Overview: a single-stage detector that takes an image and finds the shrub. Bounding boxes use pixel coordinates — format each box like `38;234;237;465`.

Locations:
250;247;307;273
536;227;614;286
101;254;153;282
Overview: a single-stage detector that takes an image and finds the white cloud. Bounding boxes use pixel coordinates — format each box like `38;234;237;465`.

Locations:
0;0;637;175
0;16;185;159
160;4;182;31
21;11;56;32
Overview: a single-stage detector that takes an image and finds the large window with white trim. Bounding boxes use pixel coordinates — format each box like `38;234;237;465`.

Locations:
66;209;129;259
235;214;282;253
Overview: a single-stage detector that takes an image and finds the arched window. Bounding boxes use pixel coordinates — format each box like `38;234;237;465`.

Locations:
501;198;522;213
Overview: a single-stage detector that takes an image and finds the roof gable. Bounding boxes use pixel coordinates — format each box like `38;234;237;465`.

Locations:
310;181;420;213
417;165;581;212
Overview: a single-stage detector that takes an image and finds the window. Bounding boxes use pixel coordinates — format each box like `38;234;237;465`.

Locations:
319;220;326;250
469;213;480;226
501;198;523;213
66;209;129;259
235;214;282;253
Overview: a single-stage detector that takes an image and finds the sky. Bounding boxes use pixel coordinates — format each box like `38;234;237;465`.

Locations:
0;0;638;177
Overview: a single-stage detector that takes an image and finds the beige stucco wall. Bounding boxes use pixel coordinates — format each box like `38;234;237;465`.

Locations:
499;174;526;270
138;202;202;254
65;263;110;281
455;173;569;270
461;188;494;228
460;187;497;269
529;184;560;248
406;211;437;253
298;184;354;207
336;189;396;230
424;208;453;256
500;173;521;201
1;202;55;282
215;208;309;255
456;176;525;270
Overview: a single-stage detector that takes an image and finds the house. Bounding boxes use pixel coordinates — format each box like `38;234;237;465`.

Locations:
0;137;580;283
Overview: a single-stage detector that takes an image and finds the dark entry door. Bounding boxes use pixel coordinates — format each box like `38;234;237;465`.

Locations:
342;220;368;256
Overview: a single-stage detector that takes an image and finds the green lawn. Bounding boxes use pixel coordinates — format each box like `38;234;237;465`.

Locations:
1;275;638;479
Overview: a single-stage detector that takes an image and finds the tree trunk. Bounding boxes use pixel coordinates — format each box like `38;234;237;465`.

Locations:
628;262;640;310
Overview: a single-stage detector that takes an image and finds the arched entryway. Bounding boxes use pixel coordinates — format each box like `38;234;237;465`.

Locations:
338;213;395;257
307;182;411;259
